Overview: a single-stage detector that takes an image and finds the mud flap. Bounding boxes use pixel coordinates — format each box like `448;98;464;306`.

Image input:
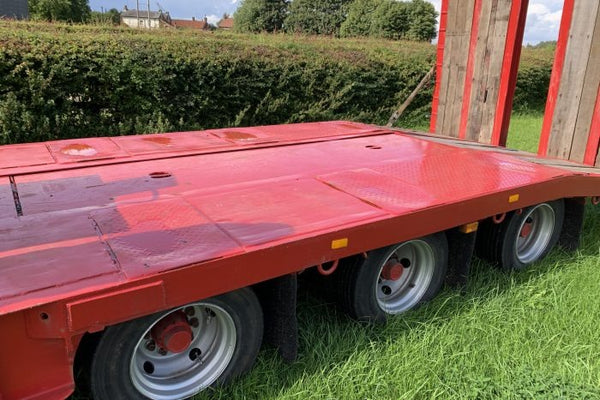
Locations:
558;197;586;251
252;274;298;362
445;228;477;292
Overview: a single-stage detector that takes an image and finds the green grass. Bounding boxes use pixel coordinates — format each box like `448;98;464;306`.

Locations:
507;112;545;153
193;113;600;400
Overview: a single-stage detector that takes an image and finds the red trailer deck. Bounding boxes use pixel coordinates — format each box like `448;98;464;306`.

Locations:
1;121;599;400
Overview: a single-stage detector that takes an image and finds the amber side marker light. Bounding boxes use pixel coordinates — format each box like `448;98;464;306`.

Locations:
459;222;479;234
331;238;348;249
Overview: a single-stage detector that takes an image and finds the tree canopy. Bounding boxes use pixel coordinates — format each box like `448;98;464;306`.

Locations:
235;0;437;41
341;0;437;41
285;0;353;36
405;0;437;41
234;0;288;33
29;0;91;22
90;8;120;25
339;0;382;38
370;0;410;40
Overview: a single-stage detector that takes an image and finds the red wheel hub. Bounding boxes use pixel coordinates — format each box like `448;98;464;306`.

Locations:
520;222;533;238
381;261;404;281
151;311;193;354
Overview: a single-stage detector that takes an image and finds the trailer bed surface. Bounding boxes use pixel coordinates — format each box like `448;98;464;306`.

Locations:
1;121;599;316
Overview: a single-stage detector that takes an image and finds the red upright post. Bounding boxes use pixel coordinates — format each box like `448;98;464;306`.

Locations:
491;0;529;146
430;0;449;133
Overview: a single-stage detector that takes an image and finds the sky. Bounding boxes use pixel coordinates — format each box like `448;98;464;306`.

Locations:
90;0;563;44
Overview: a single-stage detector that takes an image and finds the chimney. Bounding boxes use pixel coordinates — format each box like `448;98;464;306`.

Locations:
204;16;208;23
192;16;195;21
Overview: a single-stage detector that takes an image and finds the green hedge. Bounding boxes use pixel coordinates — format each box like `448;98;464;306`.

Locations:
513;45;555;112
0;22;552;144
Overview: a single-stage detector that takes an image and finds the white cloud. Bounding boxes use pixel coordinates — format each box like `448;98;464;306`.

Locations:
206;14;219;25
423;1;562;45
525;1;562;44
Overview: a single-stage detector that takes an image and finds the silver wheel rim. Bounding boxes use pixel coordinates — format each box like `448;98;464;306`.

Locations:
130;303;236;400
375;240;435;314
515;203;556;264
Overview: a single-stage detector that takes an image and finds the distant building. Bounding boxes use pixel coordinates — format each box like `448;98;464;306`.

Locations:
172;17;210;30
0;0;29;19
120;6;171;29
218;17;233;30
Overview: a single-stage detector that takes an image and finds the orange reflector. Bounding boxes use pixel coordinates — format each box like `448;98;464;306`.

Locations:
508;194;520;203
459;222;479;234
331;238;348;249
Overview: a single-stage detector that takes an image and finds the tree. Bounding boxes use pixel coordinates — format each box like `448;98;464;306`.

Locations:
29;0;91;22
406;0;437;42
285;0;353;36
339;0;382;38
89;8;120;25
234;0;288;33
370;0;410;40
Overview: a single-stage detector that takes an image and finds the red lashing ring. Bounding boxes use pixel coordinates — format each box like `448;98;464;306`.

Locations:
492;213;506;224
317;260;339;276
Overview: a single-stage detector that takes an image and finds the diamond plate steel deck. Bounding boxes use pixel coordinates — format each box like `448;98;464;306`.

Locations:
1;121;599;317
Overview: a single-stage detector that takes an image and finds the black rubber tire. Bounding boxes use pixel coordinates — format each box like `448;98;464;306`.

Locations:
331;232;448;323
90;288;263;400
476;199;564;271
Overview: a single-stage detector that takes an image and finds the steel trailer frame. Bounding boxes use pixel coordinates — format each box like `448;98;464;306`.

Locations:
1;121;600;399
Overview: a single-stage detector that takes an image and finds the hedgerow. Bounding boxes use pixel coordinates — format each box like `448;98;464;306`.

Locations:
0;21;551;144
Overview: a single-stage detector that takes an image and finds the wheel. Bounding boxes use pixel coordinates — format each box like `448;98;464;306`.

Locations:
90;288;263;400
332;233;448;323
476;200;564;270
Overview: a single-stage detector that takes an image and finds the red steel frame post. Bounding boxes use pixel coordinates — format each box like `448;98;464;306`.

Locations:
584;86;600;165
491;0;529;146
538;0;575;157
429;0;448;133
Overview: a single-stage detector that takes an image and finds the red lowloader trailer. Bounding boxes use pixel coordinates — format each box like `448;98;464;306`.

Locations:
1;121;599;399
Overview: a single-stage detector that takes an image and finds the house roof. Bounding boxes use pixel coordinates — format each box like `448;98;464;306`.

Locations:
218;17;234;28
121;9;163;19
172;18;208;29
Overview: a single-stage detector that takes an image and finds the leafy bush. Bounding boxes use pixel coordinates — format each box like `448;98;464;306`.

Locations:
0;21;436;144
514;45;555;112
0;21;552;144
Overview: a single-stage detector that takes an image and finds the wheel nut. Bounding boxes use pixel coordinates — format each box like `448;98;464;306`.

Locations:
189;317;199;328
158;348;168;356
146;340;156;351
184;306;195;316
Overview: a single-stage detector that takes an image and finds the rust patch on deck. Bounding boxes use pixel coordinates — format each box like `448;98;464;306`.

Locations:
143;136;172;145
60;144;98;157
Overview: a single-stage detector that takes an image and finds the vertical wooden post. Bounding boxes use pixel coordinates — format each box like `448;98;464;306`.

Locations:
431;0;528;146
538;0;600;167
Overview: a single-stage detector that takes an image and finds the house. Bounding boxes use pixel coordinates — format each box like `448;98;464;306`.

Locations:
172;17;210;30
120;6;172;29
0;0;28;19
218;17;234;30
